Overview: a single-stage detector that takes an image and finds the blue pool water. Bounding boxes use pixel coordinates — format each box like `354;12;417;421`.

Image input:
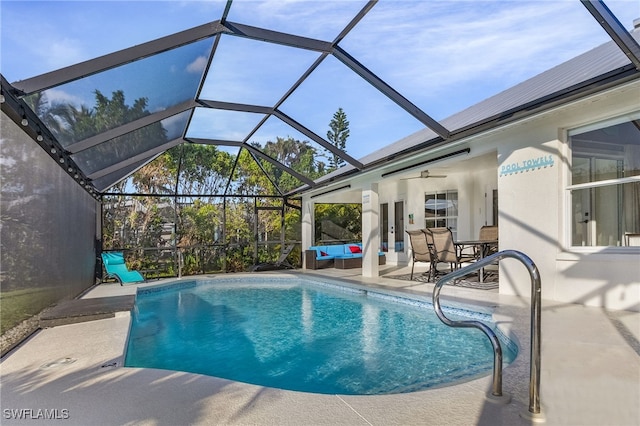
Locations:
125;277;517;395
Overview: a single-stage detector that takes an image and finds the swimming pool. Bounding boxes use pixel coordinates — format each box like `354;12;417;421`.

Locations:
125;276;517;395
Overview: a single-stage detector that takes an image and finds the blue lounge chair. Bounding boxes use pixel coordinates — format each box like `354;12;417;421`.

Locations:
101;252;145;285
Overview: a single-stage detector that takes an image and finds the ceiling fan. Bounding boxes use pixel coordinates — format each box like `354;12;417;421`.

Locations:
400;170;447;180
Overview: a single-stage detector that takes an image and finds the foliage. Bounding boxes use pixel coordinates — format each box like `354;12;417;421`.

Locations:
326;107;350;171
166;144;234;194
25;90;360;275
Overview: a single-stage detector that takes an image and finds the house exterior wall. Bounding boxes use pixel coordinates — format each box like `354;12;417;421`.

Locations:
495;81;640;311
301;80;639;311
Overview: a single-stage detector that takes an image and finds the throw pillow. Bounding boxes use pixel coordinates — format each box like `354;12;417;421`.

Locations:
349;246;362;253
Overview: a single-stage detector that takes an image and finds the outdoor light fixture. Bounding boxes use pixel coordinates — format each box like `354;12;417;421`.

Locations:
0;94;5;103
36;131;44;142
59;157;65;163
68;167;74;173
381;148;471;178
50;146;57;154
20;114;28;126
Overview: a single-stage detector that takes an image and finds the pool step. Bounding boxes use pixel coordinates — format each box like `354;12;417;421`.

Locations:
39;295;135;328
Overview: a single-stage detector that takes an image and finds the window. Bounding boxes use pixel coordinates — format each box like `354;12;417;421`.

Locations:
394;201;405;252
568;113;640;247
425;191;458;239
380;203;389;252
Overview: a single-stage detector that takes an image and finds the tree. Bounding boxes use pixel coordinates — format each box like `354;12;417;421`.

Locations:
260;136;327;192
326;107;350;171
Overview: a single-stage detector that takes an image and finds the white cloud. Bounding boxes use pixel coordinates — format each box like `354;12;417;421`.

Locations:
186;56;208;74
336;0;634;119
43;38;86;70
227;0;366;40
42;89;86;109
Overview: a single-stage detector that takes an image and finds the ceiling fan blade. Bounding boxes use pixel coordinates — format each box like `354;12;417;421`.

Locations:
399;170;447;180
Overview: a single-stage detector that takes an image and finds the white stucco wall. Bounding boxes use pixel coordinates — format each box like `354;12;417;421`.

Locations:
494;81;640;311
496;123;563;301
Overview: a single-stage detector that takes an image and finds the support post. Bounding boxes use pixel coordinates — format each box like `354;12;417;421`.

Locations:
301;197;314;269
361;183;379;278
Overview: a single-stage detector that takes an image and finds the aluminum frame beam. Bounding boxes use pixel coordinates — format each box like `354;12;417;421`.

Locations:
244;145;317;187
186;138;244;147
221;2;380;177
247;150;285;196
197;99;273;115
93;156;161;192
332;1;377;45
1;75;98;196
9;0;423;192
581;0;640;70
333;46;451;140
87;137;183;180
221;21;333;53
67;100;198;154
221;0;233;22
235;53;330;153
12;23;226;95
197;99;364;171
186;137;316;187
273;109;364;169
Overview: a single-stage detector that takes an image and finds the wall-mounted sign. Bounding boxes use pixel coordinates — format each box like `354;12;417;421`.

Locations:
362;194;370;204
500;155;554;177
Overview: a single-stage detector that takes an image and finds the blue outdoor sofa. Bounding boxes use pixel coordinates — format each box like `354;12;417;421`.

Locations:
304;243;386;269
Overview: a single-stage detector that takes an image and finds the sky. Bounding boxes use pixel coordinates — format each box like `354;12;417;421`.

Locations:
1;0;639;161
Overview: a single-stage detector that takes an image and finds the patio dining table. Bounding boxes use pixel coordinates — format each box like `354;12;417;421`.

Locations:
454;239;498;283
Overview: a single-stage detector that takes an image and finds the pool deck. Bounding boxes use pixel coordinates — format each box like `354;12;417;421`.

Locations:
1;265;639;426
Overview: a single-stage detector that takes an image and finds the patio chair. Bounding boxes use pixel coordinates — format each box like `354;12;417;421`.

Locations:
250;244;296;271
406;230;434;280
457;225;499;264
101;252;145;285
479;225;499;256
424;227;460;278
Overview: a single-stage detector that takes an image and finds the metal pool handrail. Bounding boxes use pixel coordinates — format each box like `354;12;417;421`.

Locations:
432;250;543;421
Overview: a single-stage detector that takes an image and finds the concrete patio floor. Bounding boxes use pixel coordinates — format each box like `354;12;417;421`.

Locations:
1;264;639;425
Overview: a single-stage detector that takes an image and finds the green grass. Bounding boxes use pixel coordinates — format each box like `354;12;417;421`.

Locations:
0;287;60;334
